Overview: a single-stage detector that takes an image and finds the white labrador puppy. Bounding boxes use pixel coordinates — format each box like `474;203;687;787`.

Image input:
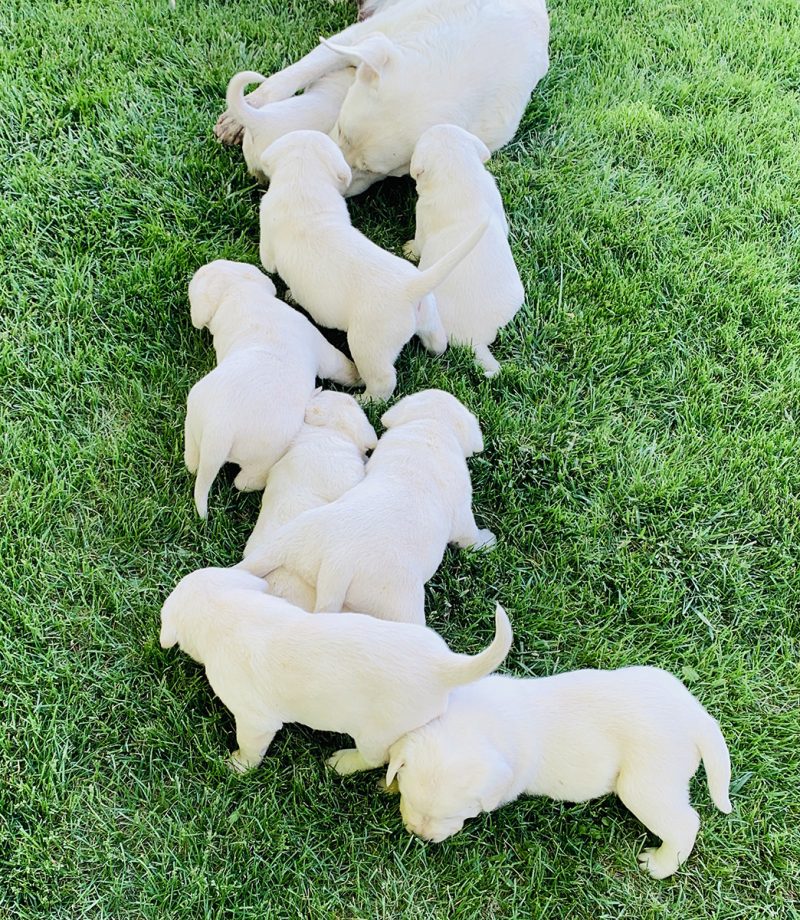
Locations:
406;125;524;376
243;390;377;609
259;131;487;401
385;669;732;878
241;389;495;624
185;260;358;517
214;0;549;193
159;566;512;775
226;68;355;181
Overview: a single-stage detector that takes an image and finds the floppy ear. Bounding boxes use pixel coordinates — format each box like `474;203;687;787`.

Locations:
471;135;491;165
159;606;178;649
477;756;513;812
325;145;352;193
321;33;395;83
409;147;427;181
455;408;484;456
188;265;226;330
385;748;405;787
380;399;416;431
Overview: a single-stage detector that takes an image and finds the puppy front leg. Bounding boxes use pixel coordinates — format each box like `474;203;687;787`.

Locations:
229;716;281;774
450;500;496;551
327;739;389;776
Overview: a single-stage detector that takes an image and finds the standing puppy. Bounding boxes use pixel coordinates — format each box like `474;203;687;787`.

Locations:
185;260;359;517
407;125;524;376
241;389;496;625
258;130;488;401
385;669;732;878
160;567;513;775
226;68;355;181
243;390;378;610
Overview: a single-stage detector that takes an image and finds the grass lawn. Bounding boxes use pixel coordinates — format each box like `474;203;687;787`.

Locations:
2;0;799;915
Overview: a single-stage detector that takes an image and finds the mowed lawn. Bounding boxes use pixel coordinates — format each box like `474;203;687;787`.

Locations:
2;0;799;916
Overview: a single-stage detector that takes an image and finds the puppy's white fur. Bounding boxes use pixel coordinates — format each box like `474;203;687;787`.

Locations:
407;125;524;376
215;0;549;191
185;260;359;517
226;68;355;182
240;389;495;624
259;131;487;401
243;390;378;609
386;669;732;878
160;566;512;774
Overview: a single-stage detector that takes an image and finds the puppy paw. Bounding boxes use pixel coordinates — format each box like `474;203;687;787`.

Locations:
637;847;680;880
402;240;420;261
234;469;266;492
326;748;369;776
377;776;400;795
228;750;257;774
214;111;244;146
472;529;497;551
284;288;297;305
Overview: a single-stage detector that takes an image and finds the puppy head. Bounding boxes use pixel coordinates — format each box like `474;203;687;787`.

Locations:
386;728;512;843
305;390;378;453
260;130;352;193
411;124;491;184
159;566;269;656
188;260;275;329
381;389;484;457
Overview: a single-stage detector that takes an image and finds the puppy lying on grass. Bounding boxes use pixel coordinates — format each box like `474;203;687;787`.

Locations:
243;390;377;609
226;68;355;182
384;668;732;878
185;260;358;517
159;567;512;775
214;0;549;194
406;125;525;377
258;130;488;401
241;389;495;624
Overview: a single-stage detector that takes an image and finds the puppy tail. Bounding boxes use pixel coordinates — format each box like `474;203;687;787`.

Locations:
194;427;232;519
406;217;490;302
698;715;733;814
313;558;352;613
225;71;269;130
444;603;513;687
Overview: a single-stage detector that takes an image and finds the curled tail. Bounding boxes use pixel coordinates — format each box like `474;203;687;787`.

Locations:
225;71;268;131
443;603;513;687
698;715;733;814
406;217;490;303
194;426;233;519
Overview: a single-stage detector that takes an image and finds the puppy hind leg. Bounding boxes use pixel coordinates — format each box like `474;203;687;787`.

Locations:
415;294;448;356
230;716;282;774
616;770;700;879
315;333;361;388
234;464;270;492
450;500;496;551
474;343;501;378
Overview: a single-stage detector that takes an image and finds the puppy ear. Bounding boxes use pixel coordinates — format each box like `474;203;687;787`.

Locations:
188;264;225;330
380;399;414;431
409;148;426;181
385;749;405;787
321;33;395;82
477;756;513;812
159;607;178;649
472;135;491;165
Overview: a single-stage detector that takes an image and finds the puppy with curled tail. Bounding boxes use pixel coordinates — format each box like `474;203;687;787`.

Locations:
258;130;489;401
160;566;512;775
386;667;732;878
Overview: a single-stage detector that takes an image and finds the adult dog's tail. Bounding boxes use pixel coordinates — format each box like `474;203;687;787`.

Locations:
225;71;269;131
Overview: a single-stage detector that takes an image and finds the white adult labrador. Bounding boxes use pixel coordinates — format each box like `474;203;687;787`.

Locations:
385;669;732;878
185;260;358;517
160;566;512;775
406;125;525;376
240;389;495;624
243;390;377;610
215;0;549;194
258;131;487;401
225;68;355;181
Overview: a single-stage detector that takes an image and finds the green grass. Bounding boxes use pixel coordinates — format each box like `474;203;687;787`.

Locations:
2;0;799;915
